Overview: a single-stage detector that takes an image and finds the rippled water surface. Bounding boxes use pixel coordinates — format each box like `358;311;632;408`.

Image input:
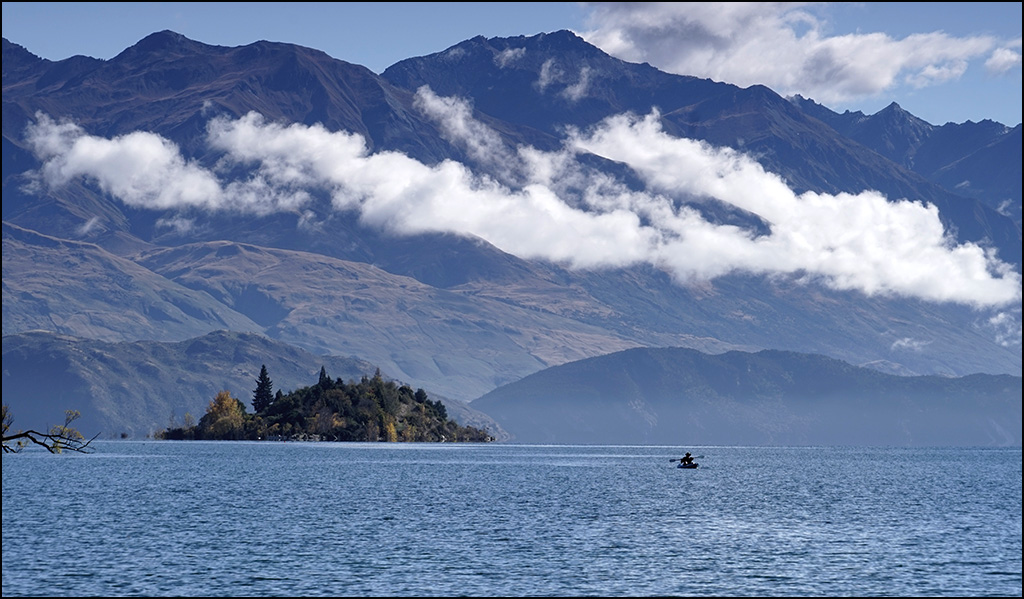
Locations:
3;442;1021;597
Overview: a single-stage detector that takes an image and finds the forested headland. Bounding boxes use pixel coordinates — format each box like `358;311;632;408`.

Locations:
159;365;494;442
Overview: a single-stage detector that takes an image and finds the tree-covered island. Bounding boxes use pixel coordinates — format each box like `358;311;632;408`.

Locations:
159;365;494;442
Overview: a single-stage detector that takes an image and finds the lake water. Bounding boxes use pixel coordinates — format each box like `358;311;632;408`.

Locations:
2;442;1021;597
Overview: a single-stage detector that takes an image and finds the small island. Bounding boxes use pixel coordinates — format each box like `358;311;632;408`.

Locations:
159;365;494;443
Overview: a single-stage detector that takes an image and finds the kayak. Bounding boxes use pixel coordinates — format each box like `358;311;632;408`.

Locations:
677;462;698;469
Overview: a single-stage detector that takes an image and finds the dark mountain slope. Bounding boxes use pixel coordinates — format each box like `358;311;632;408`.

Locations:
383;31;732;138
927;124;1022;224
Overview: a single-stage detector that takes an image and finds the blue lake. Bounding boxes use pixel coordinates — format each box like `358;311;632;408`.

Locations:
2;442;1021;597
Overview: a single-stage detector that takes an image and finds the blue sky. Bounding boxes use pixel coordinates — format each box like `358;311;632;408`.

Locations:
3;2;1021;127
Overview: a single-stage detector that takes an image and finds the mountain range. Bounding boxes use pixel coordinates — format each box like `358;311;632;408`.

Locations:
3;30;1020;444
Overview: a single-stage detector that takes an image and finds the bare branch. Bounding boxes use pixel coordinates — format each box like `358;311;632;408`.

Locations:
1;429;97;454
2;405;96;454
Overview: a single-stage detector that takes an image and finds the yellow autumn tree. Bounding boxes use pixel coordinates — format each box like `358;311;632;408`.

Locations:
384;418;398;442
198;390;245;439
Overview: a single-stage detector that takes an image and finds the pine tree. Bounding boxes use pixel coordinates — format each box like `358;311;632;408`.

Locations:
252;364;274;413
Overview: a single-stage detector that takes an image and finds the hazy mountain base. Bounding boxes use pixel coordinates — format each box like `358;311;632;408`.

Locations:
5;219;1018;406
1;329;509;440
471;347;1022;446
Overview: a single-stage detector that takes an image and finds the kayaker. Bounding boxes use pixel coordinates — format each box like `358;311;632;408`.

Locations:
681;452;694;465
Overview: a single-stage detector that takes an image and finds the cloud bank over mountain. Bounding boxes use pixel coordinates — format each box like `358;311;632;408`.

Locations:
23;85;1022;313
578;3;1022;108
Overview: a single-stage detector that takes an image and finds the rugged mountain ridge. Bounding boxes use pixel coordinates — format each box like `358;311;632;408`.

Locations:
382;31;1021;265
3;31;1021;441
791;96;1022;226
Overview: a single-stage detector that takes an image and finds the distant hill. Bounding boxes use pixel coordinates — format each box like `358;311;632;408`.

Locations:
470;347;1022;446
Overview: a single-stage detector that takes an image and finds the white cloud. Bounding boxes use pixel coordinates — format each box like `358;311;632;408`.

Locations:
986;39;1022;74
441;47;467;63
576;2;1008;106
413;86;520;183
987;308;1023;347
495;47;525;68
536;58;559;92
24;112;309;215
561;66;593;102
568;111;1021;306
905;57;967;89
23;103;1023;310
891;337;929;352
155;216;196;235
214;112;656;269
25;113;225;211
529;58;594;103
525;53;595;103
76;216;101;236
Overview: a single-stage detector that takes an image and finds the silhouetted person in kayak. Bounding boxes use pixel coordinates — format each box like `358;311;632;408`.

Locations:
680;452;694;465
